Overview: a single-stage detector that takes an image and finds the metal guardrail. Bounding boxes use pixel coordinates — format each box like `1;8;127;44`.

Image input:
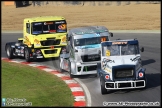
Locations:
7;1;160;8
30;1;160;6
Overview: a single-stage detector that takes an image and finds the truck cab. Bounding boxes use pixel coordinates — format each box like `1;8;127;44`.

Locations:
6;16;68;62
97;39;146;94
59;26;113;78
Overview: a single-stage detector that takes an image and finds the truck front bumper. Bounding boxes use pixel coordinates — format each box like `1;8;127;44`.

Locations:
41;48;61;58
105;80;146;89
72;63;98;75
31;46;66;59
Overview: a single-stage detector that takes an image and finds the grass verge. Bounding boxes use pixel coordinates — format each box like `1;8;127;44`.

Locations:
1;60;74;107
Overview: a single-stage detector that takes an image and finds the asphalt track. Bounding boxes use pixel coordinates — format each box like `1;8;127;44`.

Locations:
1;33;161;107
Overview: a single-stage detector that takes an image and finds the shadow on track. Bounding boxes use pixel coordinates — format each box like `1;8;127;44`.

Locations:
142;59;156;66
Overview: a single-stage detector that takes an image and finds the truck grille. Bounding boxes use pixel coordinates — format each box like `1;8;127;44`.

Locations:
40;39;61;46
114;68;135;79
81;54;100;62
44;50;57;54
83;65;97;72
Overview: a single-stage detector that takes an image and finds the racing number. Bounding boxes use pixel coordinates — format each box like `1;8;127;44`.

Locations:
106;50;110;56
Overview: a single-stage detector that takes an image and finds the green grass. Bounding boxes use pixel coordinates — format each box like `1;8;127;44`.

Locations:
2;60;74;107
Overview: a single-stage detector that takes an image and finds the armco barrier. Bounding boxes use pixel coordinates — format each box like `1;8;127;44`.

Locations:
3;1;160;7
30;1;161;6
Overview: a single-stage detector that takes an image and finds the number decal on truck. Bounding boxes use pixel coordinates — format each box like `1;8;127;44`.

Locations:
106;50;110;56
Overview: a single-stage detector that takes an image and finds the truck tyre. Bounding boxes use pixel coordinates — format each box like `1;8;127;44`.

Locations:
24;48;31;62
59;57;64;72
6;45;14;59
100;77;107;95
18;40;23;44
145;77;147;88
97;72;100;78
69;62;75;78
94;74;98;77
140;77;147;90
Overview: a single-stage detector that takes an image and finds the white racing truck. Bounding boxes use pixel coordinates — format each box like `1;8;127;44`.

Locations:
59;26;113;78
97;39;147;94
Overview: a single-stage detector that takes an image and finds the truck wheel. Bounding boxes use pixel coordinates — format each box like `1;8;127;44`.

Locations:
59;57;64;72
145;77;147;88
97;72;100;78
6;45;14;59
69;62;75;78
24;48;31;62
18;40;23;44
142;77;147;89
100;77;107;95
94;74;98;77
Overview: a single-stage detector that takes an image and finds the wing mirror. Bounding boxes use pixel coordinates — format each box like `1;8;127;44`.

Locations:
141;47;144;52
67;37;70;41
66;34;71;41
66;34;69;41
110;32;113;37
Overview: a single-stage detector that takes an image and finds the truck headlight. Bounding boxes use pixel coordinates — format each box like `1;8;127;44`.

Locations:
138;72;144;78
105;74;110;80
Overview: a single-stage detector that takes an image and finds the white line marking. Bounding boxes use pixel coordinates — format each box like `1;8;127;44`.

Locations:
70;87;83;92
27;64;43;67
42;68;55;72
74;96;86;101
10;60;22;63
1;57;7;60
74;78;91;106
55;73;69;77
64;80;77;84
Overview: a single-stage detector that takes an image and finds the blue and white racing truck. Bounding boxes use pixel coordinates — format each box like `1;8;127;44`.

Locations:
97;39;147;94
59;26;113;78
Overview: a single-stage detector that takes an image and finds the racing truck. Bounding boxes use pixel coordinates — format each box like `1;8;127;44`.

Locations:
59;26;113;78
5;16;68;62
97;39;147;94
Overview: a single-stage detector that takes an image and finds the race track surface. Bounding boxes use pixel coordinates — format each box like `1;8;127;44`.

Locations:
2;33;161;106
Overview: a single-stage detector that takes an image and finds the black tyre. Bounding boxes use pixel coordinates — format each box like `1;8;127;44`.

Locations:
69;62;75;78
6;45;14;59
100;77;107;95
18;40;23;44
59;57;64;72
140;77;147;90
24;48;31;62
94;73;98;77
97;72;100;78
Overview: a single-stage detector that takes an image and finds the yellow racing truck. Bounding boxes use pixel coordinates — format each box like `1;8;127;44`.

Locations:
5;16;67;62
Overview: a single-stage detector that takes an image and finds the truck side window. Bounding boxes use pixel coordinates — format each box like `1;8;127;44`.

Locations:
26;23;30;34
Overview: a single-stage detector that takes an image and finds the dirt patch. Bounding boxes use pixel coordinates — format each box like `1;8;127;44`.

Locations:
2;3;160;30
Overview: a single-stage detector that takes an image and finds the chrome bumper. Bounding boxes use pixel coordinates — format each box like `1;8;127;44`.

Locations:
105;80;146;89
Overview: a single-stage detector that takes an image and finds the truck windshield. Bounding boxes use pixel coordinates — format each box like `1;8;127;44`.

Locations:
31;20;67;35
102;44;140;56
74;36;108;46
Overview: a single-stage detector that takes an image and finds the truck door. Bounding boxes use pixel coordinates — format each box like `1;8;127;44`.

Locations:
69;36;75;60
24;23;31;45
